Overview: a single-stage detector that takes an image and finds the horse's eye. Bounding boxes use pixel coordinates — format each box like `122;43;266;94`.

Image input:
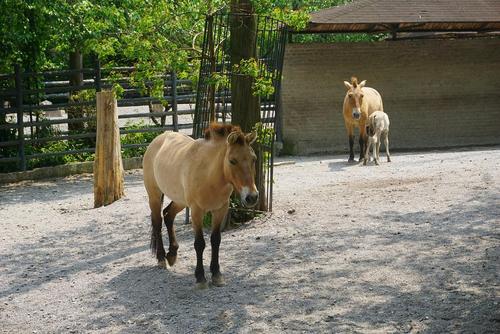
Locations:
348;93;353;98
360;94;364;98
229;159;237;165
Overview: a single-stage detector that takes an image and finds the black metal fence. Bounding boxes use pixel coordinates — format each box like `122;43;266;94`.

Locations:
194;11;288;211
0;62;196;172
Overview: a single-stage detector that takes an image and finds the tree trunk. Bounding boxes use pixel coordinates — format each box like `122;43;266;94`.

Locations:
68;49;84;131
230;0;260;133
230;1;267;211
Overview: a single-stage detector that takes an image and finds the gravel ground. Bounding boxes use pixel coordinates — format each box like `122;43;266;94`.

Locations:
0;147;499;333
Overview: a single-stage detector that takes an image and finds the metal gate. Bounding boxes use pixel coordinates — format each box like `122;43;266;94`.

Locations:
193;10;287;212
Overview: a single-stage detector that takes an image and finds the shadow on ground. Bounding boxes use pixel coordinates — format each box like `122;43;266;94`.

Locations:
1;161;498;333
78;190;499;333
0;172;144;206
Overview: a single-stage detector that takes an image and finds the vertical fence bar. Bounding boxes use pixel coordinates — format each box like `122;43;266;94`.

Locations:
171;71;179;132
14;64;26;171
193;17;206;138
275;26;287;144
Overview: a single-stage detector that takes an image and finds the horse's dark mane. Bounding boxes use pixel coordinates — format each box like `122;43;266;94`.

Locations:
351;76;358;88
204;123;241;140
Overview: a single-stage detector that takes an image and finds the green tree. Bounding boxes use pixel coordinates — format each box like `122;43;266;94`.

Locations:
0;0;66;72
0;1;226;85
81;0;226;96
0;1;356;83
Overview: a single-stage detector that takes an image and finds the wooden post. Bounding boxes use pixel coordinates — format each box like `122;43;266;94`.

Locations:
94;90;124;207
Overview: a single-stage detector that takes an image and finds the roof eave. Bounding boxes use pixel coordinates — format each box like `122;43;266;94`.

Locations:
296;21;500;34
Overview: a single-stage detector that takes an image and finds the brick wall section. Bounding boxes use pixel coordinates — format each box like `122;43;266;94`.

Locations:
281;38;500;155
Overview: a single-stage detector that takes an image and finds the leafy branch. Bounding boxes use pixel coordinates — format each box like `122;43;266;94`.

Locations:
232;58;276;98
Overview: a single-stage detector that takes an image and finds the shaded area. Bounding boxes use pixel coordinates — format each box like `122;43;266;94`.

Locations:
0;150;499;333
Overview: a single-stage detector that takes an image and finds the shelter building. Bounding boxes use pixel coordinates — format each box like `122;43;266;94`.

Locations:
281;0;500;154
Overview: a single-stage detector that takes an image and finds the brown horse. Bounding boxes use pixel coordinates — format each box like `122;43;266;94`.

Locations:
143;123;258;289
343;77;383;162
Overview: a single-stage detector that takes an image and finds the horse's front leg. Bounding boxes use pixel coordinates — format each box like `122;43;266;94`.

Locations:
359;123;367;162
345;122;355;162
210;202;229;287
190;206;207;289
364;138;371;165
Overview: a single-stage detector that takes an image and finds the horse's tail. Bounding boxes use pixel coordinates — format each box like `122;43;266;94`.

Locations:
379;96;384;111
351;76;358;87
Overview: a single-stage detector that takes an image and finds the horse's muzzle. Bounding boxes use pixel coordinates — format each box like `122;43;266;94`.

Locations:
352;112;361;120
242;191;259;208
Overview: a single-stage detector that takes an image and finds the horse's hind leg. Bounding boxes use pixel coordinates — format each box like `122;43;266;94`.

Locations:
385;132;391;162
376;137;382;165
163;201;185;266
149;195;167;268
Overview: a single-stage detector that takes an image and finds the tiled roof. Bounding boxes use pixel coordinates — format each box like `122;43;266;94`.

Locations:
303;0;500;33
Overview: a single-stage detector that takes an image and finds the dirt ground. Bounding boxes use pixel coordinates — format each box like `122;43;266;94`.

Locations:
0;147;499;333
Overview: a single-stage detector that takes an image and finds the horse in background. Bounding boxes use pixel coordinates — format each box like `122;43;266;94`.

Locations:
342;77;384;162
143;123;258;289
364;110;391;165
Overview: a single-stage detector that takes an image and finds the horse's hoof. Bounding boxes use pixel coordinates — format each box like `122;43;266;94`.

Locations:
387;157;391;162
195;281;208;290
348;158;355;164
166;253;177;267
363;160;367;166
375;160;380;166
212;274;225;287
157;259;167;269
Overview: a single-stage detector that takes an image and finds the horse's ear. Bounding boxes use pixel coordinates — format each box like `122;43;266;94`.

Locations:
344;81;352;90
359;80;367;88
227;132;238;144
227;131;244;145
245;131;257;145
